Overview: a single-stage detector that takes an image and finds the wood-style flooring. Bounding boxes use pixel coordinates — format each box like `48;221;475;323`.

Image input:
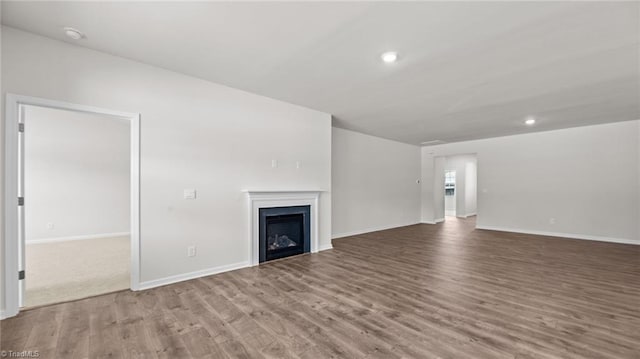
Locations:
2;217;639;358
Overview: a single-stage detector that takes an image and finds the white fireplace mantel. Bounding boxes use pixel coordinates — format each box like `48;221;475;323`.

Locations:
245;190;322;266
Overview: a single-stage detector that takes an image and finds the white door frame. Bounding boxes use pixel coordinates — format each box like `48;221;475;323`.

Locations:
3;94;141;319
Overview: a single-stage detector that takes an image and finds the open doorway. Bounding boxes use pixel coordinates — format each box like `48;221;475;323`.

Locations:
441;154;477;220
22;105;130;307
3;94;140;318
444;170;456;217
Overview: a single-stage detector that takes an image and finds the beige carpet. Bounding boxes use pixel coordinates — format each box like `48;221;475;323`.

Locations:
25;236;130;308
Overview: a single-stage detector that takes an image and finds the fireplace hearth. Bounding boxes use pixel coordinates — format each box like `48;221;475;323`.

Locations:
259;206;310;263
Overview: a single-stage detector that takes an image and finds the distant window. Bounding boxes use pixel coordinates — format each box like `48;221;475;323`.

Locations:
445;171;455;196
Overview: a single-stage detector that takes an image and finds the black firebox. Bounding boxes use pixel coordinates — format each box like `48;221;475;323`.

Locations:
259;205;310;263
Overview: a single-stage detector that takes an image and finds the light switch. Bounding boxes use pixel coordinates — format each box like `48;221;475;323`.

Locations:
187;246;196;257
184;189;196;199
271;159;278;168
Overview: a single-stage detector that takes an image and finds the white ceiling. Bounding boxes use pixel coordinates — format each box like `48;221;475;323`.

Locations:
2;1;639;145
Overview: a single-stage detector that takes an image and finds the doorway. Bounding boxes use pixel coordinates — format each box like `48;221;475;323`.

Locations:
440;154;477;221
444;170;456;217
3;94;140;318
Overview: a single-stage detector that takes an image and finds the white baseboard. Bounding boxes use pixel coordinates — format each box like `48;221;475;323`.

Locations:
138;243;335;291
138;261;251;291
0;309;6;320
463;213;477;218
475;225;639;245
27;232;130;245
318;243;334;251
332;222;420;239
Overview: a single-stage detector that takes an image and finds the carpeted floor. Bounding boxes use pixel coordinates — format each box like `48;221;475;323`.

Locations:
25;236;130;307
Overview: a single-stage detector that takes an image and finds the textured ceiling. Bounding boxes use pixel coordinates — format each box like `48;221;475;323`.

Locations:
2;1;639;145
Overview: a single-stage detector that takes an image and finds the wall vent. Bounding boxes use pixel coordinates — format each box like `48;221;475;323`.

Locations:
420;140;446;146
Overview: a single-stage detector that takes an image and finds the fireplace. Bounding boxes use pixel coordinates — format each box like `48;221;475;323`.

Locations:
259;205;310;263
246;190;321;266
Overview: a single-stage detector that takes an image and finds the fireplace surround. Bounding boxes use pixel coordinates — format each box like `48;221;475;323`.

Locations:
246;191;320;266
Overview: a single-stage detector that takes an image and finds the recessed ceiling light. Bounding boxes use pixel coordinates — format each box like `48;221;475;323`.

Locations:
525;117;536;126
381;51;398;63
63;27;84;40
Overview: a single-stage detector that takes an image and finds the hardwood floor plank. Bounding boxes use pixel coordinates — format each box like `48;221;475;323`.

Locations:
0;308;39;352
286;254;633;357
23;305;64;357
180;327;228;359
2;217;638;358
143;312;191;358
89;294;123;359
54;300;91;358
115;291;160;359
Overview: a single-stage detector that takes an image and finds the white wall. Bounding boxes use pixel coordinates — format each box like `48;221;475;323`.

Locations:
465;160;477;216
420;154;434;222
422;120;640;243
24;105;130;241
1;26;332;311
332;127;421;237
432;157;445;222
422;153;448;223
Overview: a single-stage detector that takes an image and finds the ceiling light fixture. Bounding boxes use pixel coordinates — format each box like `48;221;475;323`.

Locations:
381;51;398;63
525;117;536;126
63;27;84;40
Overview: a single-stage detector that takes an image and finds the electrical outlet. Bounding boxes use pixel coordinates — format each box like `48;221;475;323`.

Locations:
271;159;278;168
187;246;196;257
47;222;54;230
549;218;556;225
184;189;196;199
